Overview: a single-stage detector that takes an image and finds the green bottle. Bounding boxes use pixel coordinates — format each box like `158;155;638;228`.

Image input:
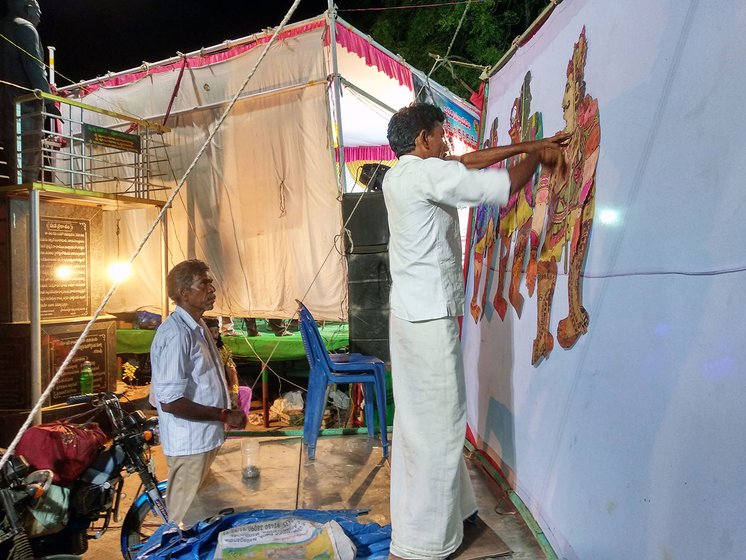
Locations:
80;360;93;395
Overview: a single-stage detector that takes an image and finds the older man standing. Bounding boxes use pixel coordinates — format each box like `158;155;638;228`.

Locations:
150;259;246;526
383;103;569;559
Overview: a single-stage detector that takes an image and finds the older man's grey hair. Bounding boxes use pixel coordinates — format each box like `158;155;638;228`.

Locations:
166;259;210;304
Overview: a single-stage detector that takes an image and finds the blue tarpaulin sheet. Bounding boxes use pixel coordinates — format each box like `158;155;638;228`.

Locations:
134;508;391;559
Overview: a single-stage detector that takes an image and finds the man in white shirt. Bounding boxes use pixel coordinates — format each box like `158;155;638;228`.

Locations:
383;103;569;559
150;259;246;526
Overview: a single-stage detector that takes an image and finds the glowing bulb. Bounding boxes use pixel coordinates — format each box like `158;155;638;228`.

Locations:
54;265;73;280
599;208;620;226
108;262;131;282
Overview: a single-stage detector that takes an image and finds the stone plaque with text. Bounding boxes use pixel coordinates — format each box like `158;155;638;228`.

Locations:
44;321;114;405
40;217;91;319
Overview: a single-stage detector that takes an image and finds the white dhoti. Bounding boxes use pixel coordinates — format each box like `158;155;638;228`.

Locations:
389;314;477;559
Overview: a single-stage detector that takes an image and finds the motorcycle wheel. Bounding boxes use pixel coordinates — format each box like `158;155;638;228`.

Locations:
120;482;168;560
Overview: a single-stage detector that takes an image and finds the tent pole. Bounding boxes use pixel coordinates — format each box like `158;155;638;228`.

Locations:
160;212;169;318
327;3;347;193
127;79;328;128
262;366;270;428
29;188;42;425
339;77;396;115
323;73;339;194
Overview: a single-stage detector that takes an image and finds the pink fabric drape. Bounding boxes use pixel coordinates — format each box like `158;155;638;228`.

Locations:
78;19;413;97
330;23;413;90
336;145;397;162
79;20;326;96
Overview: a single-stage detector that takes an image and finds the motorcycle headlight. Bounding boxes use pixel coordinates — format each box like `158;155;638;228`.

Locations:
0;452;30;487
142;417;160;447
124;409;147;430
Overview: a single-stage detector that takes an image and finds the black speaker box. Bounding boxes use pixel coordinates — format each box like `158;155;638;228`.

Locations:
341;191;389;253
346;251;390;363
348;312;390;363
359;163;390;192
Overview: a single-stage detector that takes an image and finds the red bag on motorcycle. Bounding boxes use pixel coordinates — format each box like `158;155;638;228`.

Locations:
17;421;108;486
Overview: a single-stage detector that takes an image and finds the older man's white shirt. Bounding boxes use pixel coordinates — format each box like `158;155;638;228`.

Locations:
150;305;230;456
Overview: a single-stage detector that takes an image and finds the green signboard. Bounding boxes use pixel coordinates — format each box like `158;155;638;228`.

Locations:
83;123;141;153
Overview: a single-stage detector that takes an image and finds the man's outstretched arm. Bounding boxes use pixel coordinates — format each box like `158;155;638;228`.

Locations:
453;131;571;170
506;142;568;198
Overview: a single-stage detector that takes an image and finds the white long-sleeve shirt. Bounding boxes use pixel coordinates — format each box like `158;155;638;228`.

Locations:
383;155;510;321
149;305;230;456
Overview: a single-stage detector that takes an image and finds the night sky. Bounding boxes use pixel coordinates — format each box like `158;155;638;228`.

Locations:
36;0;357;85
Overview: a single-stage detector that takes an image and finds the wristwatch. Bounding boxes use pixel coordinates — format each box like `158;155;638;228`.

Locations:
219;408;230;423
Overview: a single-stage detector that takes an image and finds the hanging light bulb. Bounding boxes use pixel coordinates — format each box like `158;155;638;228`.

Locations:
108;261;131;282
54;264;74;280
107;213;131;282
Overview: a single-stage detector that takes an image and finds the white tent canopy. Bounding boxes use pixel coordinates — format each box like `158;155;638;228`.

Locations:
61;14;478;321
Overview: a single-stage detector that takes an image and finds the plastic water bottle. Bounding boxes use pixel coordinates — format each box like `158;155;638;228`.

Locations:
80;360;93;394
241;438;261;479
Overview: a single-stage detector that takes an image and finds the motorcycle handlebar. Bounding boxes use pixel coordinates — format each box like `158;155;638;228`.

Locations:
66;391;125;405
66;393;95;405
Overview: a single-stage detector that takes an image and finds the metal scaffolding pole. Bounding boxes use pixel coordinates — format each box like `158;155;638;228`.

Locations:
29;189;42;425
327;3;347;193
161;212;169;318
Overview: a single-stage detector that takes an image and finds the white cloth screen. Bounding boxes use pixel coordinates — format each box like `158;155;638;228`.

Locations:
461;1;746;558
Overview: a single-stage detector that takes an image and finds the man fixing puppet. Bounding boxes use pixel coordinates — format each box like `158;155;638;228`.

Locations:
384;103;569;559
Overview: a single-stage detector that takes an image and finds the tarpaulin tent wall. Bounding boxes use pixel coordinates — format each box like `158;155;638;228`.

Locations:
59;13;479;321
461;1;746;558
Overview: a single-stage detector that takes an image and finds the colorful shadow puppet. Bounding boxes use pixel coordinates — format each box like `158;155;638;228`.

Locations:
469;118;499;323
532;27;600;365
489;71;543;321
468;28;600;367
470;72;543;324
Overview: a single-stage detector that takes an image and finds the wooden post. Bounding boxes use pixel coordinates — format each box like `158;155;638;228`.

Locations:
261;364;270;428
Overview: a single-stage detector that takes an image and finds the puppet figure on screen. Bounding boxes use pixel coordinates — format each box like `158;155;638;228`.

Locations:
532;26;601;365
468;118;499;322
491;71;543;321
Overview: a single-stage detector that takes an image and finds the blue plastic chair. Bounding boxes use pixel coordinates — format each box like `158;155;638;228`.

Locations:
296;300;389;461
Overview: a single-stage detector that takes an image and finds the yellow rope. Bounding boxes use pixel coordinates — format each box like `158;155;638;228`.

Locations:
0;78;34;92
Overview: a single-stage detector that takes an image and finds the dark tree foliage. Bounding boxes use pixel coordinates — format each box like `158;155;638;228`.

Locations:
338;0;548;99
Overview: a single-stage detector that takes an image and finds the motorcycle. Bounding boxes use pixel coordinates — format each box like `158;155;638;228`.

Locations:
0;392;169;560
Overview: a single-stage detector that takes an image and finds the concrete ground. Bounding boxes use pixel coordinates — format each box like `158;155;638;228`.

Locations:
83;434;547;559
